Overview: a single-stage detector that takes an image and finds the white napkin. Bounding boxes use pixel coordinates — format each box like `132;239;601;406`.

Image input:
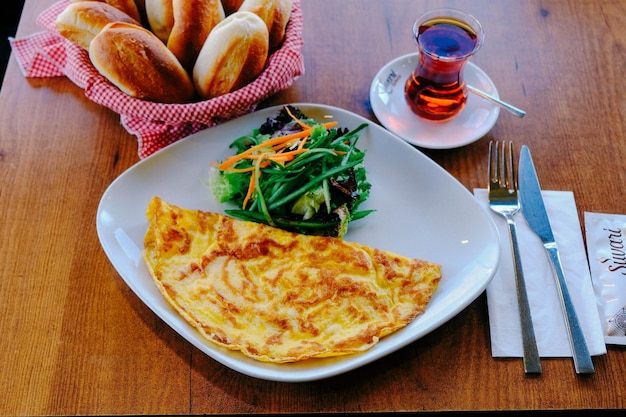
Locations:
474;189;606;357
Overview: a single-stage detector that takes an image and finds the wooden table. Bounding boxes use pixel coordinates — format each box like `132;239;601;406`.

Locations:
1;0;625;414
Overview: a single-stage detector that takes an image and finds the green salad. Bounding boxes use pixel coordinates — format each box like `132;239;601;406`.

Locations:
209;106;373;237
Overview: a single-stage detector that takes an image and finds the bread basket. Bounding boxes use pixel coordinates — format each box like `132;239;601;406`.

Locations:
13;0;304;158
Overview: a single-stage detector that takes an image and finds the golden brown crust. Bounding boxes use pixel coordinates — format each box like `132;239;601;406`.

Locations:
89;22;195;103
56;1;139;49
238;0;292;50
167;0;225;72
70;0;142;22
142;197;442;363
145;0;174;43
192;11;268;100
271;0;292;50
104;0;142;21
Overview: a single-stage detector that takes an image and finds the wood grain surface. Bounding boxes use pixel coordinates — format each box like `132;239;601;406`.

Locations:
1;0;625;414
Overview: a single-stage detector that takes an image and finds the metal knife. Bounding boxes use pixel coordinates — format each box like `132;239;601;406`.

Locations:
518;145;595;374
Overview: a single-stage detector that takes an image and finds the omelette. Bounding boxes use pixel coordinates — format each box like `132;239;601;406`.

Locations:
142;196;441;363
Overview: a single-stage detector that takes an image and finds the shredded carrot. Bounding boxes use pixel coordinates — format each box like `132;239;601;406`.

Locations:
276;147;308;158
318;121;339;130
242;172;256;209
268;149;308;163
223;161;270;173
271;134;309;153
217;130;309;170
285;106;313;131
215;121;338;171
271;139;299;152
297;135;308;150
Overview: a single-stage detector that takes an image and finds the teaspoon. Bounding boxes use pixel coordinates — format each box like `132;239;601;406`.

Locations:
467;84;526;118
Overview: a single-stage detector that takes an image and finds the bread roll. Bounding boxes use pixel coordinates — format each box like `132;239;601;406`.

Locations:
70;0;142;22
145;0;174;42
238;0;292;50
167;0;225;72
221;0;244;15
56;1;139;49
105;0;142;21
89;22;195;103
192;11;269;100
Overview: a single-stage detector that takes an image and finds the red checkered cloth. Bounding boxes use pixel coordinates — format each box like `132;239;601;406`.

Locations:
10;0;305;158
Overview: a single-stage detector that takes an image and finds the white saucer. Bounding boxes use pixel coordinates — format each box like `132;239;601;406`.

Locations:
370;53;500;149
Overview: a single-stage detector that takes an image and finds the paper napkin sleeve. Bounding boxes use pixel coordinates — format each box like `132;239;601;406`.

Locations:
473;189;606;357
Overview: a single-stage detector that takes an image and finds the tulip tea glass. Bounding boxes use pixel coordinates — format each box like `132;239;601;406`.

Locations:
404;9;484;122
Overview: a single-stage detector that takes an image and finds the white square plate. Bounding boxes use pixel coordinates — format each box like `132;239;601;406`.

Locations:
96;103;499;382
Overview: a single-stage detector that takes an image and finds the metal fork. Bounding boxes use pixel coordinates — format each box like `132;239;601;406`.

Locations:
488;141;542;374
